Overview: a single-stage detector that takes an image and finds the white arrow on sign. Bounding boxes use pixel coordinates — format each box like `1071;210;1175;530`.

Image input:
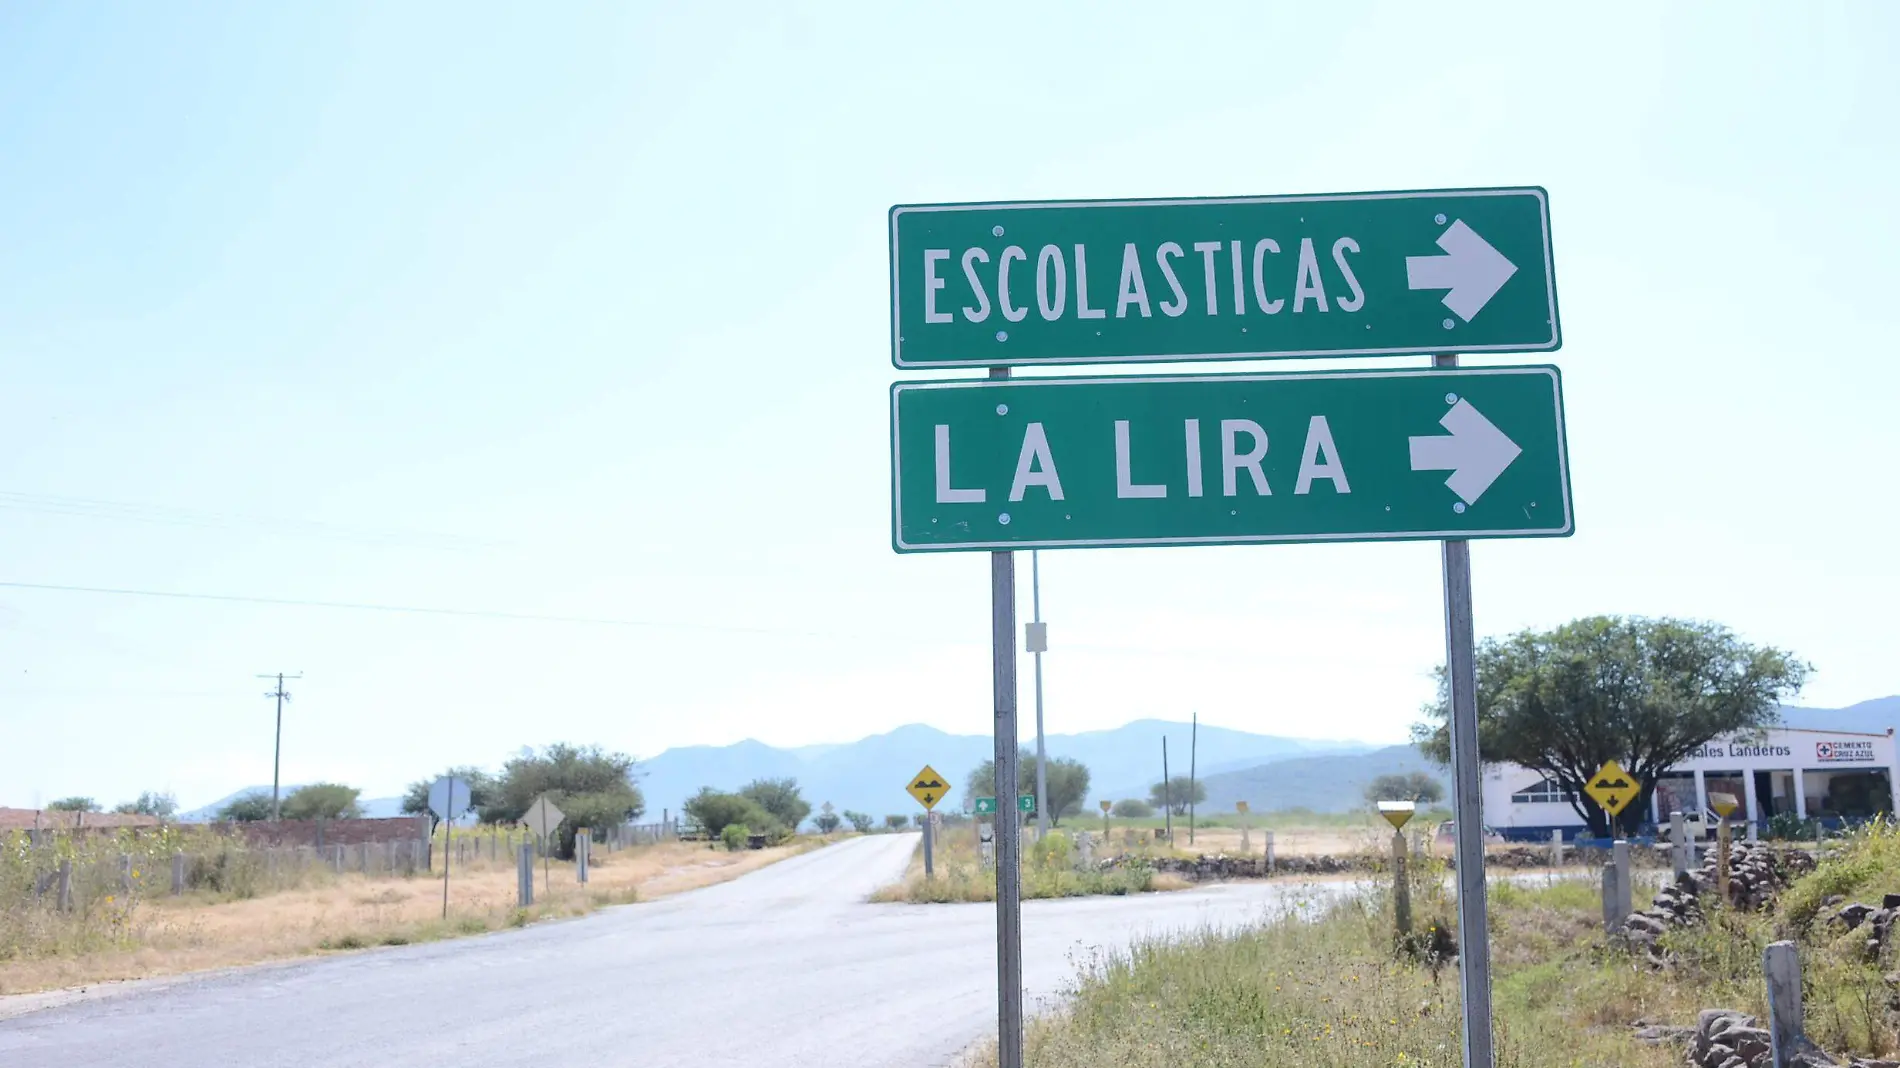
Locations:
1405;220;1518;322
1409;400;1522;506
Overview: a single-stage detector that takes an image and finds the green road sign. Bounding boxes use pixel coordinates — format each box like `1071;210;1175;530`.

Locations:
1018;794;1036;812
889;187;1557;368
890;366;1571;552
974;797;997;815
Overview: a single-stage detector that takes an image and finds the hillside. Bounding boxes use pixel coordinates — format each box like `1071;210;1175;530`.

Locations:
179;787;405;822
633;720;1367;822
1187;744;1444;813
1778;695;1900;735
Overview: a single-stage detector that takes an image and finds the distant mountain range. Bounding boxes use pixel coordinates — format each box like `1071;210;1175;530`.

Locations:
1777;696;1900;737
633;720;1370;822
168;697;1897;826
178;788;405;823
1195;744;1444;813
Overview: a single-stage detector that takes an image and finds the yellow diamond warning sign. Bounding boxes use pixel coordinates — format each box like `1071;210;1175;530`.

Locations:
1584;760;1638;817
907;765;950;811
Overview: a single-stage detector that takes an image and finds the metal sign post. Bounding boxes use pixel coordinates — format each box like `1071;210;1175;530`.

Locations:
907;765;949;880
522;794;564;898
1028;553;1049;843
989;369;1025;1068
1438;352;1495;1068
428;776;470;920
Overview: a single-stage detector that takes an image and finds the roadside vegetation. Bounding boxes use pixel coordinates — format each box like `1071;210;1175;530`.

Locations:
0;825;835;994
973;822;1900;1067
871;825;1186;903
3;758;852;994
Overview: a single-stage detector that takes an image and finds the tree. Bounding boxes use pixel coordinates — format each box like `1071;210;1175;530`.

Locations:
1364;773;1446;807
46;797;99;813
841;809;874;833
1148;776;1205;816
400;766;497;824
684;788;778;839
813;802;842;834
281;782;363;821
883;814;909;831
217;791;275;822
965;752;1093;826
491;743;645;857
112;791;179;818
1413;616;1809;836
1111;798;1154;819
739;778;811;833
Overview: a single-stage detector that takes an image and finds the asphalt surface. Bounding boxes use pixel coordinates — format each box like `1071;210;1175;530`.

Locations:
0;833;1352;1068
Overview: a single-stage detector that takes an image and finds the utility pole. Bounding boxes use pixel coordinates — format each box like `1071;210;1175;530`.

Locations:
1028;550;1050;841
1188;712;1198;847
258;672;302;822
1161;737;1173;843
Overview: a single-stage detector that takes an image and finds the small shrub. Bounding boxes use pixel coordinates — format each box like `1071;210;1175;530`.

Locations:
1767;811;1820;841
721;824;750;852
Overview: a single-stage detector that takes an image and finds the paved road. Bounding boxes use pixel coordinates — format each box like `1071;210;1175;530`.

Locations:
0;834;1349;1068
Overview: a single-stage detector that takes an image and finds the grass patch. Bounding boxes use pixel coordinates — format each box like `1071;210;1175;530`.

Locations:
979;824;1900;1067
872;830;1176;903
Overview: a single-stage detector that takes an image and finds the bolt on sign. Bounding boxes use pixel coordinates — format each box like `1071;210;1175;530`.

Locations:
889;187;1558;368
1584;760;1638;817
907;765;950;810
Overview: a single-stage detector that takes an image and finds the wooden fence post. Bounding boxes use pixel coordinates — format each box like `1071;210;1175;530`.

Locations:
57;859;73;912
1549;829;1564;867
119;854;132;892
1265;830;1276;875
171;852;186;896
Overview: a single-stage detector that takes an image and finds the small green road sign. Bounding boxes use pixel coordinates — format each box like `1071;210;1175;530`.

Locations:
1018;794;1036;813
891;366;1571;552
889;187;1557;368
974;797;997;815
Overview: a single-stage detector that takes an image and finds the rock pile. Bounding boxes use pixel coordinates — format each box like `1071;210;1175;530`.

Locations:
1818;891;1900;962
1711;842;1819;912
1618;844;1816;958
1675;1007;1900;1067
1110;853;1380;880
1687;1009;1777;1068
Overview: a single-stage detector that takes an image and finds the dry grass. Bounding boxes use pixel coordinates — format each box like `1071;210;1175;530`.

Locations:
971;828;1900;1067
0;836;831;995
871;829;1184;903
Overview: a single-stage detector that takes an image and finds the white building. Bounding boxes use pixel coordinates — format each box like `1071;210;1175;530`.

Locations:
1481;726;1897;840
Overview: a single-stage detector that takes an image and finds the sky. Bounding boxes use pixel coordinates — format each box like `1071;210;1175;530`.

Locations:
1;3;1896;811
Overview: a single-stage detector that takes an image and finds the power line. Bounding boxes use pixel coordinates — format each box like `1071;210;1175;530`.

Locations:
0;490;510;550
0;578;1341;665
0;580;846;640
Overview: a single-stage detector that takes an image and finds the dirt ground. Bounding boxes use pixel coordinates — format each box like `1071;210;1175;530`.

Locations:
0;837;824;995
